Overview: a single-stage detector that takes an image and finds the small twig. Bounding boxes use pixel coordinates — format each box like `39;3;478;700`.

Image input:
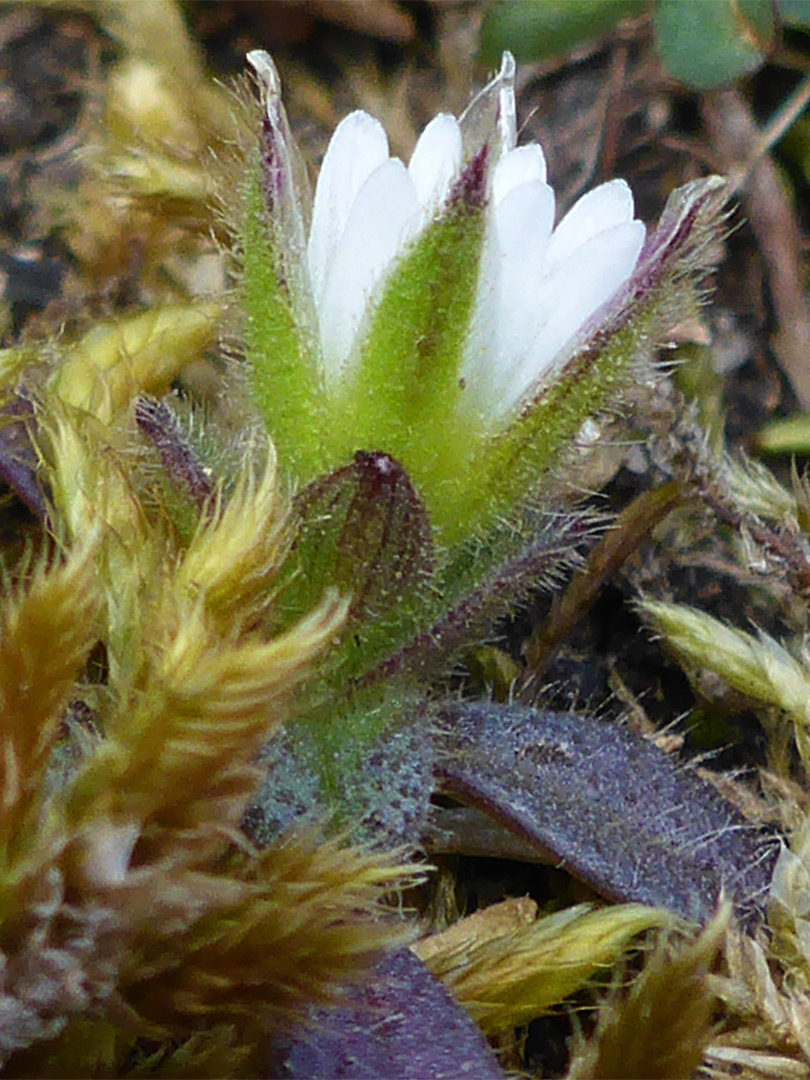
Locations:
519;481;687;694
702;85;810;408
596;40;628;184
703;490;810;601
727;71;810;196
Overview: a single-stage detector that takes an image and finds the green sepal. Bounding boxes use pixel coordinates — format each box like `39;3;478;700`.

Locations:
276;450;435;680
454;316;649;545
334;184;487;516
240;165;327;482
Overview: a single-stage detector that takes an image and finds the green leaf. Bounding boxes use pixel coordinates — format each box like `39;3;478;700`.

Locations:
778;0;810;28
654;0;772;90
478;0;645;65
756;412;810;454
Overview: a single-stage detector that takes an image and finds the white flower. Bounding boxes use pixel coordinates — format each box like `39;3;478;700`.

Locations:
467;155;645;420
249;51;645;427
243;50;723;539
306;107;462;379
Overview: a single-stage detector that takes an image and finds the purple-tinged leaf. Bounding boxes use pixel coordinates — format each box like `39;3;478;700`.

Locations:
266;947;505;1080
0;393;45;517
134;395;215;511
434;702;779;927
360;506;599;687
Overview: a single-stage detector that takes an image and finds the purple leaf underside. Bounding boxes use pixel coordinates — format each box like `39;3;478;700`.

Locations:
435;702;779;927
266;947;505;1080
0;393;45;517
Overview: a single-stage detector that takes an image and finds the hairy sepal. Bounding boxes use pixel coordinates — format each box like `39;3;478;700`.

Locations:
239;160;327;482
279;450;434;679
233;63;324;483
334;154;488;507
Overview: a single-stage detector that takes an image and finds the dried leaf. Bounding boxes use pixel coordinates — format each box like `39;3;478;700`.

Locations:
413;897;538;966
50;303;220;425
416;900;671;1034
568;909;728;1080
0;531;101;841
523;481;686;679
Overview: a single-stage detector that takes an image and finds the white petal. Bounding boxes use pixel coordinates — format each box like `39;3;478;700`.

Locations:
409;113;462;211
461;223;501;403
500;219;645;411
493;144;547;204
307;111;390;303
317;158;419;377
462;179;554;409
546;179;636;268
493;181;555;352
491;180;555;367
495;179;555;265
